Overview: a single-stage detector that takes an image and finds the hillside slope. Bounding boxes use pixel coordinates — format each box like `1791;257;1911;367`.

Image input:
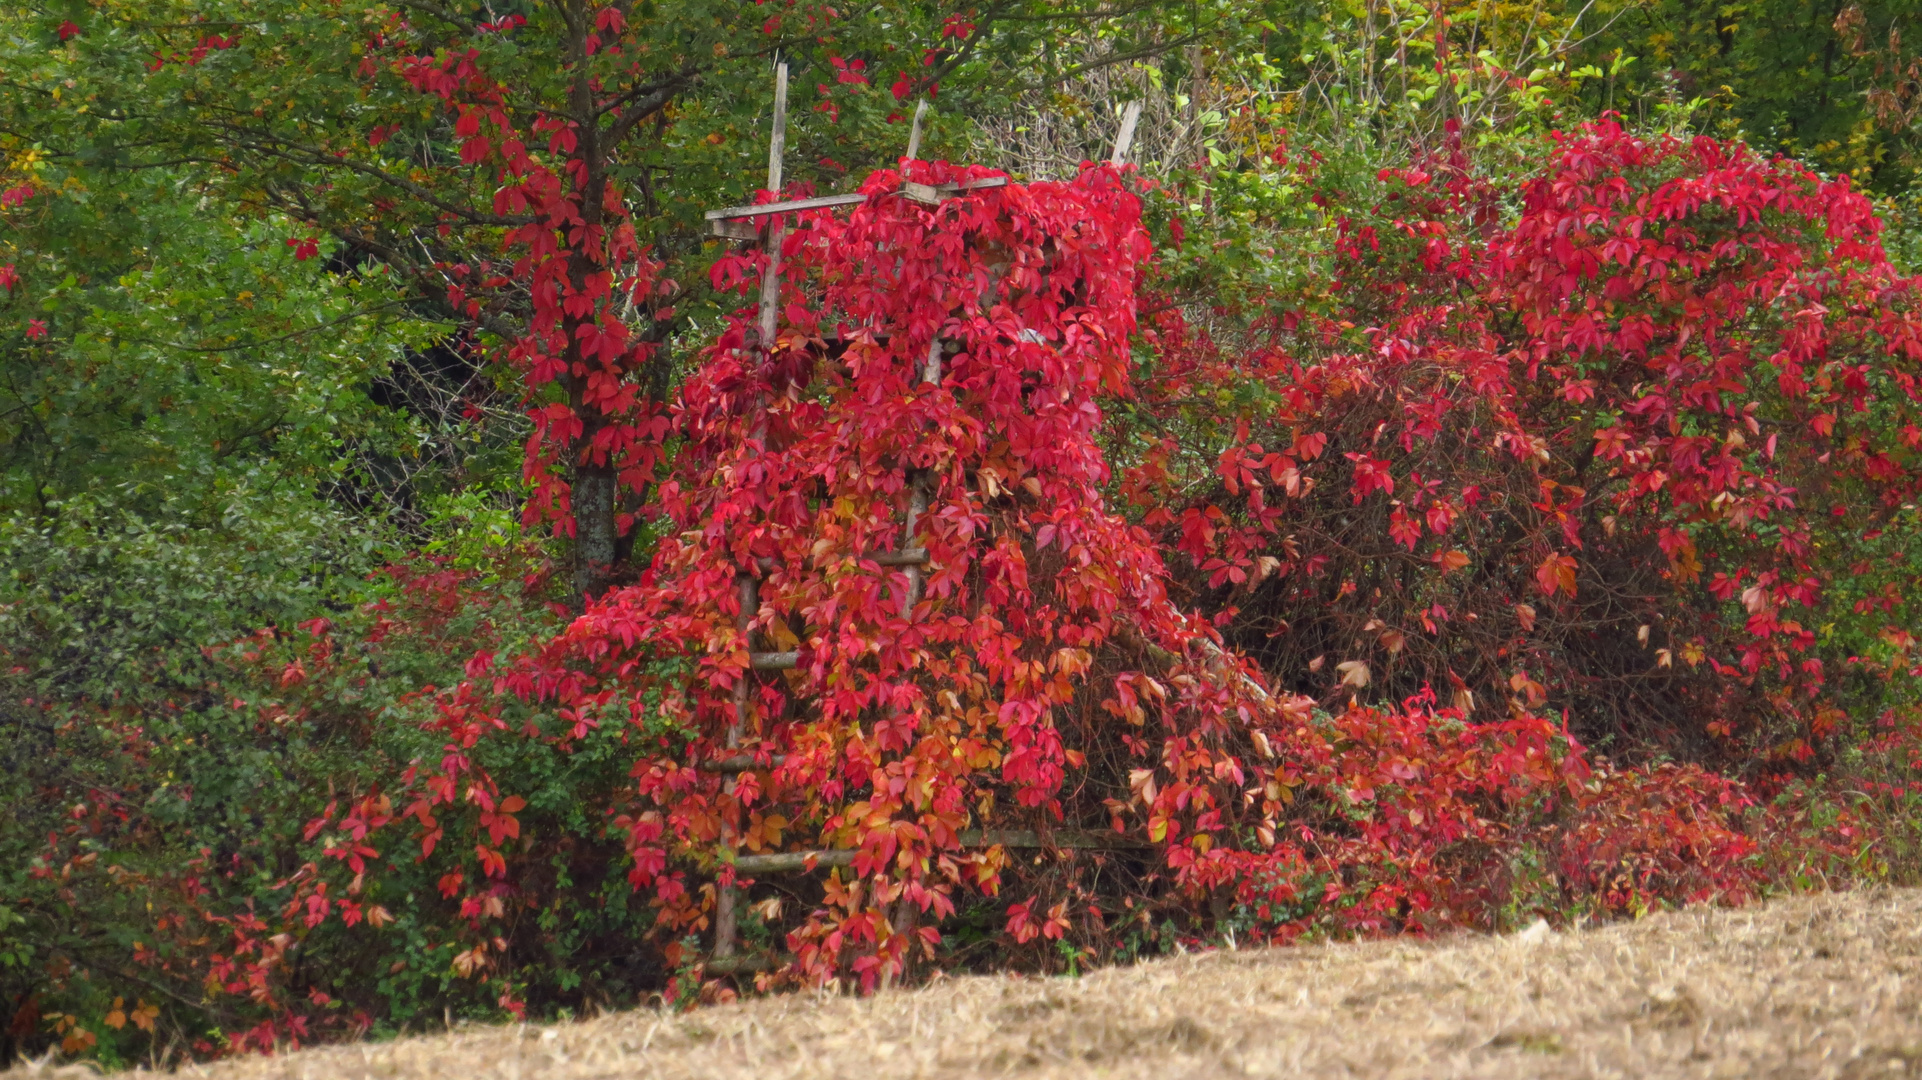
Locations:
22;888;1922;1079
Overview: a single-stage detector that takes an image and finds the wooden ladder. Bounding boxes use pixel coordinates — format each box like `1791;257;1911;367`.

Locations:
697;75;1148;975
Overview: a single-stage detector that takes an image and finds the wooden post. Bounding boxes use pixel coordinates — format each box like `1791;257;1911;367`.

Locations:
716;59;789;963
1110;100;1143;166
879;337;947;990
755;61;789;354
904;100;930;162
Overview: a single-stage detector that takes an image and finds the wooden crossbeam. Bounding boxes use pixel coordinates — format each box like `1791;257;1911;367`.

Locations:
730;829;1148;874
699;753;788;773
705;191;870;223
873;547;929;566
901;175;1010;206
706;953;786;974
706;176;1010;232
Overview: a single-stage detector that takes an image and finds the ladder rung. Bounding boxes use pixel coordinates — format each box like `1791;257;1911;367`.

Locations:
705;952;793;974
873;548;929;566
734;849;856;873
728;829;1146;874
706;191;869;221
699;753;788;773
705;177;1009;221
964;828;1149;851
902;175;1011;206
748;651;799;670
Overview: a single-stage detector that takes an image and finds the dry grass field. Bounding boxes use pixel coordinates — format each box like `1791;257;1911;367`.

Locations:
21;887;1922;1079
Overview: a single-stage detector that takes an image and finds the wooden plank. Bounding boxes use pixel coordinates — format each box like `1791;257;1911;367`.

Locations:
705;952;791;974
699;753;788;773
966;828;1148;850
705;191;869;222
729;829;1147;874
1111;101;1144;166
705;177;1007;222
872;548;929;566
901;180;945;206
748;650;799;670
904;100;930;162
718;60;790;966
901;175;1011;206
734;849;857;874
766;62;787;193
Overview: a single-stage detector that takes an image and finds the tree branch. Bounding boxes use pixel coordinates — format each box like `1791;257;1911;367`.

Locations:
212;123;535;227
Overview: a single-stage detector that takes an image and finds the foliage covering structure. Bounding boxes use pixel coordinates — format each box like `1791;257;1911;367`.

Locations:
5;0;1922;1064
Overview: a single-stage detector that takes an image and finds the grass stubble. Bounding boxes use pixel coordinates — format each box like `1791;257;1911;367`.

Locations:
18;887;1922;1079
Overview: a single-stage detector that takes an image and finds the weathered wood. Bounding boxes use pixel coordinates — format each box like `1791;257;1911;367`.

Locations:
718;60;790;966
706;191;870;221
728;829;1147;875
766;62;787;193
965;828;1149;851
706;176;1006;220
873;548;929;566
734;849;858;874
699;753;789;773
709;218;759;240
901;176;1011;206
901;180;946;206
704;952;793;974
748;650;799;670
905;100;930;162
939;176;1010;193
1111;101;1144;166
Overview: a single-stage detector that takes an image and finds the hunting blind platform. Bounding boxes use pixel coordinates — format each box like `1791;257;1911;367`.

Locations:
691;66;1146;976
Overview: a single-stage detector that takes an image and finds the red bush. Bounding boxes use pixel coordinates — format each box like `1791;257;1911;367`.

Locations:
1138;120;1922;762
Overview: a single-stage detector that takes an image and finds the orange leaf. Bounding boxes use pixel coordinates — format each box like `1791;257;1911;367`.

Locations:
1535;553;1577;597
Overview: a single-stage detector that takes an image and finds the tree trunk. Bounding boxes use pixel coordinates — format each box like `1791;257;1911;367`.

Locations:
571;463;619;601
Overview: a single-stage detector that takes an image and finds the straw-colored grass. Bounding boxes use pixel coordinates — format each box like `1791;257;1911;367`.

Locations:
22;887;1922;1079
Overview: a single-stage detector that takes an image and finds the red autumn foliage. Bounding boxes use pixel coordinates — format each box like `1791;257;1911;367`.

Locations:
1138;119;1922;763
41;122;1922;1053
377;151;1762;986
505;160;1283;987
357;17;676;592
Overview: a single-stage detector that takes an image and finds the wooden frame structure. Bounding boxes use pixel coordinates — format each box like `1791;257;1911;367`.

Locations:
695;68;1149;973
